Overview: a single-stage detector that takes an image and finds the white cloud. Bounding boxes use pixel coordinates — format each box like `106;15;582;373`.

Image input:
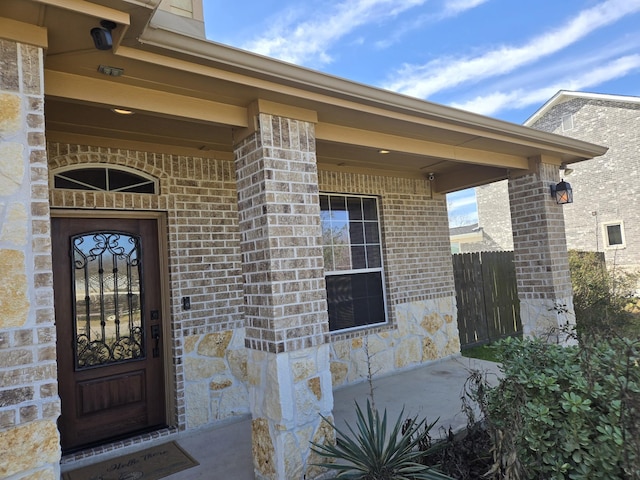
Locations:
384;0;640;98
242;0;426;66
447;190;477;211
375;0;489;49
442;0;489;16
450;54;640;116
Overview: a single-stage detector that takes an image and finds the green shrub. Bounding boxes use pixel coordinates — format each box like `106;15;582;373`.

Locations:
568;250;638;337
311;399;454;479
481;337;640;480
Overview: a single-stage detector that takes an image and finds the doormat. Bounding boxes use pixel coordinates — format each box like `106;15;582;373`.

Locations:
62;441;199;480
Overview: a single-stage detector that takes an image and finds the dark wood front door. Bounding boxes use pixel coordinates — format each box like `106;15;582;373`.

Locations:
52;217;166;452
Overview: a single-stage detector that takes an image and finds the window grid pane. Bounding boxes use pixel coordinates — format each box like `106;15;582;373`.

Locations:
607;224;623;246
320;193;386;331
53;166;157;194
322;194;383;273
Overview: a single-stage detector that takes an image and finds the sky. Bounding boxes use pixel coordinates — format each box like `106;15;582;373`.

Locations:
201;0;640;224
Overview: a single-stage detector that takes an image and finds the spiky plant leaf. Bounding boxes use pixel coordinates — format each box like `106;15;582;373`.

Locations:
311;399;454;479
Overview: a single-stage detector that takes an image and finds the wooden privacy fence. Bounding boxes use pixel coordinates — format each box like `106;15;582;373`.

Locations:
453;251;521;348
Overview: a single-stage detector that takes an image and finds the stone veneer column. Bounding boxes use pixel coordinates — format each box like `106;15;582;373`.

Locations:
0;39;61;478
234;109;334;479
508;158;576;341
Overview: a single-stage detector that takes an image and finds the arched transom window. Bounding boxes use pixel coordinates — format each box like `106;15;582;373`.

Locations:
53;165;157;194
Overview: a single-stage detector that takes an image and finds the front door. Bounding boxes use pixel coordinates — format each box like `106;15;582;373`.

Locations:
52;217;166;452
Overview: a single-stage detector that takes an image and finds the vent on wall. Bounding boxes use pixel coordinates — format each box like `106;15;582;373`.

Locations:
561;114;574;132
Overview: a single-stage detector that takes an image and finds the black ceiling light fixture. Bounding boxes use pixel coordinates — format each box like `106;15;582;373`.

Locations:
91;20;117;50
550;179;573;205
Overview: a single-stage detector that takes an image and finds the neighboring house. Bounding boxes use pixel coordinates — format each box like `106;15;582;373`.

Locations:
449;223;483;253
474;91;639;277
0;3;605;479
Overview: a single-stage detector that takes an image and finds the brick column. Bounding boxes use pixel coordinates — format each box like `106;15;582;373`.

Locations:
508;158;576;342
0;39;61;478
234;109;334;479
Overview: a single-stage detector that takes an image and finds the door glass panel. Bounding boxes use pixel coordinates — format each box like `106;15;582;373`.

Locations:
72;232;145;369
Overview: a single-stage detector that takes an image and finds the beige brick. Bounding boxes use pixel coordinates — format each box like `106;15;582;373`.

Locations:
0;249;30;328
0;143;25;194
0;203;28;246
0;93;21;138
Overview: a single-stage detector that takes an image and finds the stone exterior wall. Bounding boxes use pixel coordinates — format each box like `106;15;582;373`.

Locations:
529;97;640;275
0;39;61;479
233;112;334;479
183;329;249;429
329;297;459;387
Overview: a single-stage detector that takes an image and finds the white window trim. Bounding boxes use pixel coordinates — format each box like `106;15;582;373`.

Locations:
320;193;389;333
602;220;626;249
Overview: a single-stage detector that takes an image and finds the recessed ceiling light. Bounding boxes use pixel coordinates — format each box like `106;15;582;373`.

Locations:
378;149;390;154
111;108;134;115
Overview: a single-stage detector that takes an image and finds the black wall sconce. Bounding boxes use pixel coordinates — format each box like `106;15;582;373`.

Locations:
550;180;573;204
91;20;117;50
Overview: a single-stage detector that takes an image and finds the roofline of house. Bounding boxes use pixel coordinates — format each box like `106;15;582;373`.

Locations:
135;19;607;160
524;90;640;127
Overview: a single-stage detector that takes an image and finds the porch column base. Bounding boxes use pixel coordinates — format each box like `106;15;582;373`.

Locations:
248;344;335;480
520;296;577;344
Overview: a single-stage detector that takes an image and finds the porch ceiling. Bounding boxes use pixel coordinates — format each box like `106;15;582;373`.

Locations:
0;0;607;194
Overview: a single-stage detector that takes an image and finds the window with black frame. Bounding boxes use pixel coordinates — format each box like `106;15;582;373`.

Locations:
53;165;157;194
320;194;387;331
604;222;625;248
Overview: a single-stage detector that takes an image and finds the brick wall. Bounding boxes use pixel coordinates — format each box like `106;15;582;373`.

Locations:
0;39;61;479
474;180;513;251
45;125;461;451
234;113;329;354
319;171;460;384
530;98;640;273
318;171;454;309
507;161;577;339
47;144;244;431
476;96;640;275
508;163;573;300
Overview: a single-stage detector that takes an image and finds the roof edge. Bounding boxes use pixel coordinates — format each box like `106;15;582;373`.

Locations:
525;90;640;126
136;27;608;160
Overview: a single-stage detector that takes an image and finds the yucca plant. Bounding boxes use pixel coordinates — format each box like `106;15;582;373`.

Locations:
311;399;454;479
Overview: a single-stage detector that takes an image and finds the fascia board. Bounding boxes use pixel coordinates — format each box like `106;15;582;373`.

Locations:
134;26;607;161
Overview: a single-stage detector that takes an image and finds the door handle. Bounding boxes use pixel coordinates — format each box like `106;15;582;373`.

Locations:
151;324;160;358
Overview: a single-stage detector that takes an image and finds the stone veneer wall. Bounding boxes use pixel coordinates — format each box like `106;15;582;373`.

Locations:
0;39;61;479
47;143;246;431
318;171;460;386
233;113;334;479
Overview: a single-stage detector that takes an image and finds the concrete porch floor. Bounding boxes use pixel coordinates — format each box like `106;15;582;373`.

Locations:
63;356;501;480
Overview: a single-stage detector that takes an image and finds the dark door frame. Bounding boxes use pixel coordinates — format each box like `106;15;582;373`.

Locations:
51;209;173;450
